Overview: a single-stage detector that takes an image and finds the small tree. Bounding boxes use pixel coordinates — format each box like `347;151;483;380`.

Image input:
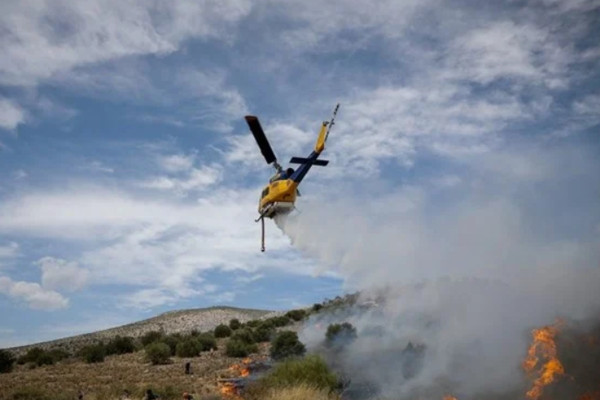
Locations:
140;331;164;346
231;328;255;345
106;336;136;355
145;342;171;365
197;333;217;351
161;335;180;356
80;344;106;363
176;338;201;357
229;318;241;330
226;339;258;358
0;349;15;373
17;347;44;365
312;303;323;312
214;324;232;338
253;324;275;343
47;349;70;363
285;309;307;322
270;331;306;360
325;322;357;349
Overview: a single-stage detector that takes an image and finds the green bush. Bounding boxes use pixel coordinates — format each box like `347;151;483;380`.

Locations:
214;324;232;338
229;318;241;330
46;349;70;363
36;352;55;366
106;336;136;355
270;331;306;360
0;349;15;373
245;319;261;328
80;344;106;363
161;335;180;356
17;347;44;365
176;338;201;357
197;333;217;351
285;309;307;321
312;303;323;312
225;339;258;358
253;324;275;343
140;331;164;346
269;316;291;327
325;322;357;348
259;355;338;392
145;342;171;365
231;328;255;345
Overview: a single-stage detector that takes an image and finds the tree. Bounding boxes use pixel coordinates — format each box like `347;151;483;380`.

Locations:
226;339;257;358
325;322;357;348
0;349;15;373
176;338;201;357
17;347;44;365
106;336;136;355
145;342;171;365
197;333;217;351
270;331;306;360
214;324;232;338
285;309;307;321
229;318;241;330
231;328;255;345
140;331;164;346
80;344;106;363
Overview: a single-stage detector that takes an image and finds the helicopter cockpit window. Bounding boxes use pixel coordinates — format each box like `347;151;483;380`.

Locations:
261;187;269;198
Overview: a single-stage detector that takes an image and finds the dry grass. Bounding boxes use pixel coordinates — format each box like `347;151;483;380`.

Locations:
263;384;340;400
0;340;271;400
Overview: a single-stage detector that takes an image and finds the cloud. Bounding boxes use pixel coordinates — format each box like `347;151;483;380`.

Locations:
141;165;222;194
0;0;253;87
36;256;89;292
0;97;25;130
0;276;68;310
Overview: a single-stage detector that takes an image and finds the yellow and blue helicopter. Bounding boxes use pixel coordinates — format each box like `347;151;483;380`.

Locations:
245;104;339;251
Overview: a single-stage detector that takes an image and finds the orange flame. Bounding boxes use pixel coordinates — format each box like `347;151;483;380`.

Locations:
443;396;458;400
523;321;565;400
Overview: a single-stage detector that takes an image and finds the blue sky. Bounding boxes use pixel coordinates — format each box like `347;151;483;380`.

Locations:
0;0;599;347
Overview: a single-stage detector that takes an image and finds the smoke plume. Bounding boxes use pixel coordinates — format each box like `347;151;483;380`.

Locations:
274;145;600;399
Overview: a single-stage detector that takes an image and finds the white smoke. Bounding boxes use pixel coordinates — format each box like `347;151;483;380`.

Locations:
275;145;600;398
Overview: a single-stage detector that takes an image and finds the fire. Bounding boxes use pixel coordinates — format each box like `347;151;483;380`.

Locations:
443;396;458;400
220;383;237;396
523;321;565;400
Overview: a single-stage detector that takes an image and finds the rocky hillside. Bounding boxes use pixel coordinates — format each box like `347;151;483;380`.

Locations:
8;306;279;355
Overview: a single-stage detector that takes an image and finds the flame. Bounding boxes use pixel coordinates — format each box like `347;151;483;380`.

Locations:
523;321;565;400
219;382;243;399
443;396;458;400
579;392;600;400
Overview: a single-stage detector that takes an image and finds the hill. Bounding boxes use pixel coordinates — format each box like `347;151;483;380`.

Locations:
7;306;277;356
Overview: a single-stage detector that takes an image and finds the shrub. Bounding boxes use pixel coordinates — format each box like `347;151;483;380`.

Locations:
231;328;255;345
262;384;338;400
0;349;15;373
161;335;180;356
267;355;337;389
270;316;291;327
253;324;275;343
245;319;261;328
226;339;258;358
176;338;201;357
285;309;307;321
80;344;106;363
270;331;306;360
17;347;44;365
312;303;323;312
229;318;241;330
197;333;217;351
325;322;357;348
46;349;70;363
106;336;136;355
214;324;232;338
140;331;164;346
36;352;55;366
145;342;171;365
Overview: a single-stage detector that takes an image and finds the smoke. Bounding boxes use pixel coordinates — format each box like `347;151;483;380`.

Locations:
274;145;600;398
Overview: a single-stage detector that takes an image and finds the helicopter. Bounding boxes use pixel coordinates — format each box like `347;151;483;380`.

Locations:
245;104;340;252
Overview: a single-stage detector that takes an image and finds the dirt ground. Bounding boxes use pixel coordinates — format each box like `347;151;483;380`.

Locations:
0;339;271;400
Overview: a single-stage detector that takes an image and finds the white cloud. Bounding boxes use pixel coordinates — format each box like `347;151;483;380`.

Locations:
0;0;253;87
141;165;222;194
0;276;68;310
160;153;196;172
36;256;89;292
12;169;28;180
0;97;25;130
0;242;19;264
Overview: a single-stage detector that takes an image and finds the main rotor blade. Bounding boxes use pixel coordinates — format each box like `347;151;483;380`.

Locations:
245;116;277;165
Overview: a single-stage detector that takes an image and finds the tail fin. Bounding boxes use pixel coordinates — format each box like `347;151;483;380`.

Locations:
314;104;340;153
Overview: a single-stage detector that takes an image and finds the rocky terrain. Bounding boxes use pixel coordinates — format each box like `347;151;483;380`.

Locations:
7;306;279;356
